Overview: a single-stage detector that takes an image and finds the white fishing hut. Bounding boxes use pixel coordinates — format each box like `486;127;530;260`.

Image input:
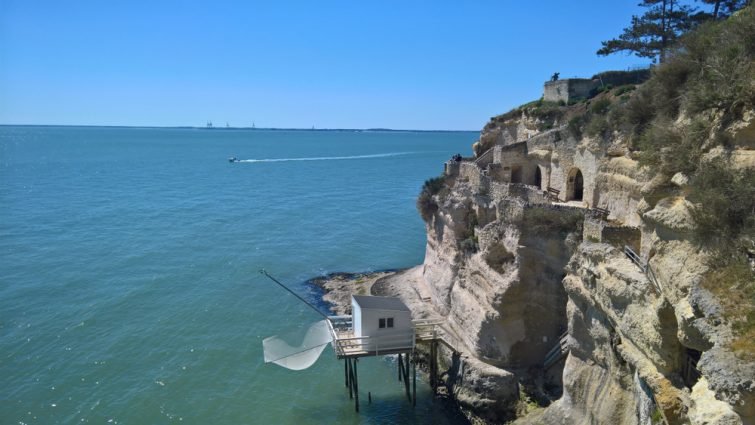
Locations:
261;270;459;413
326;295;424;411
351;295;414;353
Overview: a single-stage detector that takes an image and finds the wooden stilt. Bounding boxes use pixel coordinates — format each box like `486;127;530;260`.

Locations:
398;353;403;382
412;353;417;407
344;358;348;387
403;353;411;402
430;341;436;392
347;358;353;399
354;359;359;412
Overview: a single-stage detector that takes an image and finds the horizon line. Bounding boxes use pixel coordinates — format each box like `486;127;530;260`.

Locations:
0;123;479;133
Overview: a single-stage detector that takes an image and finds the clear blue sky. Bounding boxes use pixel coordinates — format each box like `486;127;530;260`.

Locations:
0;1;652;130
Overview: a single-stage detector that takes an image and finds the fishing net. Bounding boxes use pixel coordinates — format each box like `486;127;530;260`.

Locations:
262;320;333;370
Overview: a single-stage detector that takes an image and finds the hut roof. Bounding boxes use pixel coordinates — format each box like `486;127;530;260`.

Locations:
352;295;410;312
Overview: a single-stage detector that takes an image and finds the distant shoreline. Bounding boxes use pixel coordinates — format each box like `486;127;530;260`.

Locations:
0;124;477;133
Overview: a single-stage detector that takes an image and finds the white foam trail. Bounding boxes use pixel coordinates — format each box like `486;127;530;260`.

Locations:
237;152;415;163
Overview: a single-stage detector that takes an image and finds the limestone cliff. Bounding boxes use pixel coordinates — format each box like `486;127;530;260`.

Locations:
414;9;754;423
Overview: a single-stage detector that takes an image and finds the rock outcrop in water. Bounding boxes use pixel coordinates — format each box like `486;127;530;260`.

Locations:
411;10;755;423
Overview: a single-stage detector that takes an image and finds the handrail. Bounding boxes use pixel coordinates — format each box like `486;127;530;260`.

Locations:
474;147;494;165
646;263;663;293
412;318;445;325
624;246;664;295
335;331;416;355
543;332;569;369
624;245;647;272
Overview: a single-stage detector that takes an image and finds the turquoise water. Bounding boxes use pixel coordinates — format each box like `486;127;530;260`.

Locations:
0;126;475;424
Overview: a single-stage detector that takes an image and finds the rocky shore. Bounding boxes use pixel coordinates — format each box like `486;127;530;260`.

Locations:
308;267;441;320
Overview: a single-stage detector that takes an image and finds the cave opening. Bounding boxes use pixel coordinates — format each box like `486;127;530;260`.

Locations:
682;348;702;389
511;166;522;183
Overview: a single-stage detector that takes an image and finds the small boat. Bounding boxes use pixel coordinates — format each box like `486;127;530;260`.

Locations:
228;157;240;163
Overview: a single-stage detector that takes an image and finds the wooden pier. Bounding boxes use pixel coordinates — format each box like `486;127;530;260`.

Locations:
327;315;459;412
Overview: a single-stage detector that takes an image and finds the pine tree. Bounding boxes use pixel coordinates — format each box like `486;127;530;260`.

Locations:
698;0;750;18
597;0;696;63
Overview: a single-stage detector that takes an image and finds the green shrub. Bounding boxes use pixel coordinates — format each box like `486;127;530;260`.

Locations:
635;118;712;176
567;115;586;138
680;8;755;124
526;101;565;129
651;407;665;424
485;243;515;273
623;87;656;136
585;115;610;138
417;192;437;222
590;98;612;115
613;84;636;96
592;69;651;86
591;84;614;96
689;158;755;245
416;176;446;222
456;210;479;253
422;176;446;196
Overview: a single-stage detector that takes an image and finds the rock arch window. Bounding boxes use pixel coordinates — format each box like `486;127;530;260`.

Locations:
511;166;522;183
534;166;542;189
566;168;584;201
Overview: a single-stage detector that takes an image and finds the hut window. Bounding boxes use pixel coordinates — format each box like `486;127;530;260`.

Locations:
378;318;394;328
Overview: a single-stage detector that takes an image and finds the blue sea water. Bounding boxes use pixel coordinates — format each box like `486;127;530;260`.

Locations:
0;126;476;424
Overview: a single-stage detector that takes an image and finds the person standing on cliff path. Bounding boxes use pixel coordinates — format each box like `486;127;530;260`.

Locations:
551;72;560;81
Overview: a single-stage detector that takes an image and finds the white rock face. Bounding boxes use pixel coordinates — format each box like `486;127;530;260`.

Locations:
689;378;742;425
414;106;754;424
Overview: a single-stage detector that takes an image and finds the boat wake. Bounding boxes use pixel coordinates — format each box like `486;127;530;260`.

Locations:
235;152;416;163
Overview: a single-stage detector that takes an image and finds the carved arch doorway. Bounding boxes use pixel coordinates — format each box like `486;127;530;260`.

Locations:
534;166;542;189
567;168;584;201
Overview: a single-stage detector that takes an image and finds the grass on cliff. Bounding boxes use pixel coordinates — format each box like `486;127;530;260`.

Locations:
563;6;754;163
701;259;755;361
627;6;754;151
489;98;568;132
690;158;755;360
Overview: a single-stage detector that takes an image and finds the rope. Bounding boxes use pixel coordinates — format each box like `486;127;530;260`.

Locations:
259;269;330;320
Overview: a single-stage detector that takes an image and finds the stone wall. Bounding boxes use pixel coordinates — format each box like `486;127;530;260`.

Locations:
583;217;642;252
489;182;548;206
486;127;601;206
445;160;460;177
543;79;599;103
459;162;483;190
583;217;603;242
602;225;641;252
